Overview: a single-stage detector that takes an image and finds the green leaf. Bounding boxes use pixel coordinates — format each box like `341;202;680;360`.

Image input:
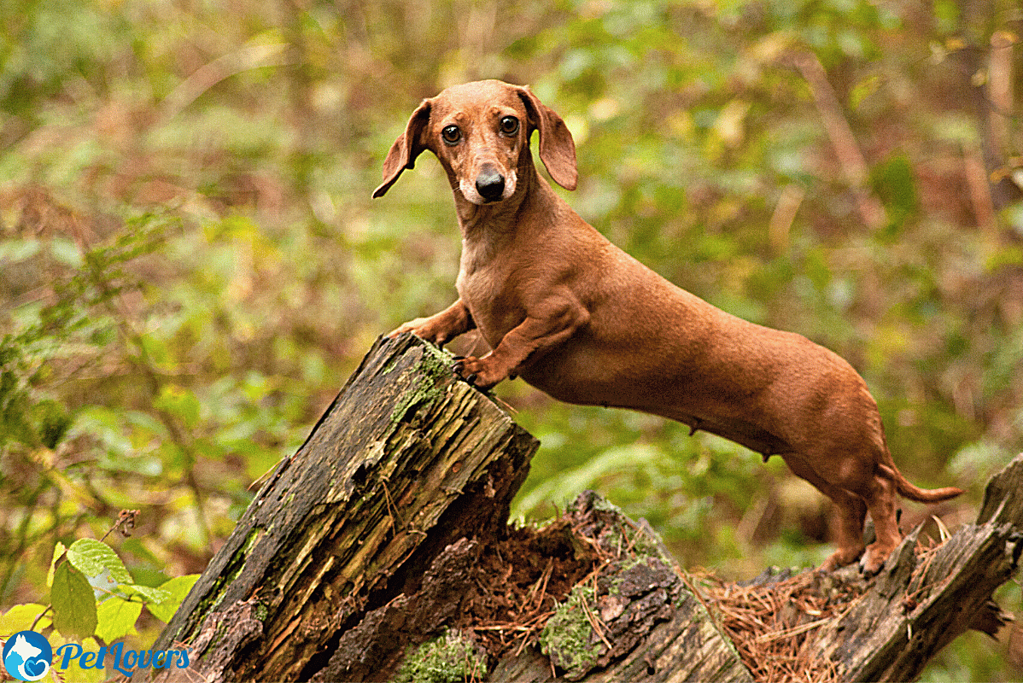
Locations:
849;74;881;111
0;604;49;636
34;399;73;449
51;563;98;639
870;152;919;235
120;584;171;605
66;539;132;584
49;237;84;268
48;542;66;588
146;575;199;623
94;596;141;643
154;384;202;429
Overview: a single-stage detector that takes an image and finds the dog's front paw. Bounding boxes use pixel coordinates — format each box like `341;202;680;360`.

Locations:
388;318;447;346
451;355;507;390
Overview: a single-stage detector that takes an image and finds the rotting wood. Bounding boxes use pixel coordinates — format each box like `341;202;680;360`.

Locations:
310;491;753;683
480;457;1023;683
140;334;1023;683
484;492;754;683
137;333;538;682
694;454;1023;683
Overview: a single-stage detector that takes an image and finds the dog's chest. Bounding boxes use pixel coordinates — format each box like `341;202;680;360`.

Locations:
456;251;524;346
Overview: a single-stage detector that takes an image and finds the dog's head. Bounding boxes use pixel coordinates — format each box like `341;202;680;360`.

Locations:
373;80;577;203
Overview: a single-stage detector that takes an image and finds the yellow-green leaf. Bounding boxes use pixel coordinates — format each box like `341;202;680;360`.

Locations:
94;597;141;643
48;542;66;588
66;539;132;584
146;575;200;624
0;604;49;637
51;563;97;640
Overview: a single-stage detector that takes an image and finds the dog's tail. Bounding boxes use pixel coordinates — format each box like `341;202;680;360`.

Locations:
878;463;965;503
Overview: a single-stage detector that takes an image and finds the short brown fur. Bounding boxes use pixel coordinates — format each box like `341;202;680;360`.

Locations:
376;80;963;574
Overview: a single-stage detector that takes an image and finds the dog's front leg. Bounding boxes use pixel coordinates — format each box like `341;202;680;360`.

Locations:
453;296;589;389
388;298;476;347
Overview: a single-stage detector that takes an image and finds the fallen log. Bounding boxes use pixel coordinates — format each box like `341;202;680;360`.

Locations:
141;335;1022;682
698;452;1023;683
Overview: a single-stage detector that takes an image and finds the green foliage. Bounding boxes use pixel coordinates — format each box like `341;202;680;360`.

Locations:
51;562;98;640
4;536;194;664
0;207;303;664
65;539;132;585
144;575;199;624
1;0;1020;679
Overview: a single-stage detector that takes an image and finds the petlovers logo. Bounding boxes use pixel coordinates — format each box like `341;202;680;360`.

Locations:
3;632;191;679
54;641;190;677
3;630;52;682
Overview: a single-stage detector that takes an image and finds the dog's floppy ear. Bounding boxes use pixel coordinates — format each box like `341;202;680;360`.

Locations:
373;99;432;198
516;86;578;191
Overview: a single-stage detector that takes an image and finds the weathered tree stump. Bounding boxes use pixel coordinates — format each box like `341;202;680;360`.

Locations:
141;334;539;681
142;335;1023;683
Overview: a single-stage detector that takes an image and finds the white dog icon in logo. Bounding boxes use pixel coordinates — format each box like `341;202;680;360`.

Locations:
3;631;52;682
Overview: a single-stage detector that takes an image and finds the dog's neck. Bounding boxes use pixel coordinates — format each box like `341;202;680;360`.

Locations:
454;157;561;280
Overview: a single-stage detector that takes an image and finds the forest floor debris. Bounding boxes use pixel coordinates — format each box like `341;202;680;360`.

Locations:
440;492;959;682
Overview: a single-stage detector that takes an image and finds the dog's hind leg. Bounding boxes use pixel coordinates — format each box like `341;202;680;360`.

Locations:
858;469;902;574
781;453;868;571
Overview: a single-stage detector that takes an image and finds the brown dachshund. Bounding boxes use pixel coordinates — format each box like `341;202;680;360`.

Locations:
375;79;963;574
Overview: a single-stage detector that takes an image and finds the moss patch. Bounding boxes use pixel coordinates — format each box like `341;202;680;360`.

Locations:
393;630;487;683
539;583;601;678
389;342;459;424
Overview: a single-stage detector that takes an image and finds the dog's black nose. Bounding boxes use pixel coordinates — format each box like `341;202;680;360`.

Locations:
476;169;505;202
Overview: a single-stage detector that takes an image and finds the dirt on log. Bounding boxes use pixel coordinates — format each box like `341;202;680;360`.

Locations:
141;334;1022;683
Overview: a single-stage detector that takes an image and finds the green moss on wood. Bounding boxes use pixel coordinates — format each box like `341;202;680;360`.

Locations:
392;630;487;683
389;342;458;425
194;527;265;619
539;583;602;677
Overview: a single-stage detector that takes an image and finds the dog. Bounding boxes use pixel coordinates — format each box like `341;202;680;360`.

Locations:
374;79;963;574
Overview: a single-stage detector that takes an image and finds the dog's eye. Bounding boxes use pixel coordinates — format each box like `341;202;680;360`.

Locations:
441;125;461;145
499;116;519;136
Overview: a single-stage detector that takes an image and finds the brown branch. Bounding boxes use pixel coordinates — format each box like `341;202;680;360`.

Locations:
159;44;294;122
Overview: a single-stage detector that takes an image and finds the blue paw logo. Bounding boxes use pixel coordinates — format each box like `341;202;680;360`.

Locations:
3;631;52;682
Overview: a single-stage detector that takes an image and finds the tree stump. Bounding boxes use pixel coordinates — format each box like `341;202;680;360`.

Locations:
142;333;538;681
141;335;1023;683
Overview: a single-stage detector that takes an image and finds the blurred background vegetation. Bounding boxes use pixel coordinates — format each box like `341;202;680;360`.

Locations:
1;0;1021;679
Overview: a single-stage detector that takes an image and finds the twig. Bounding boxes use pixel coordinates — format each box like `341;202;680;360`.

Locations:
769;185;805;254
100;509;140;542
29;605;52;632
792;52;888;231
987;31;1016;160
160;44;294;122
754;617;830;644
963;142;998;238
579;578;613;652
